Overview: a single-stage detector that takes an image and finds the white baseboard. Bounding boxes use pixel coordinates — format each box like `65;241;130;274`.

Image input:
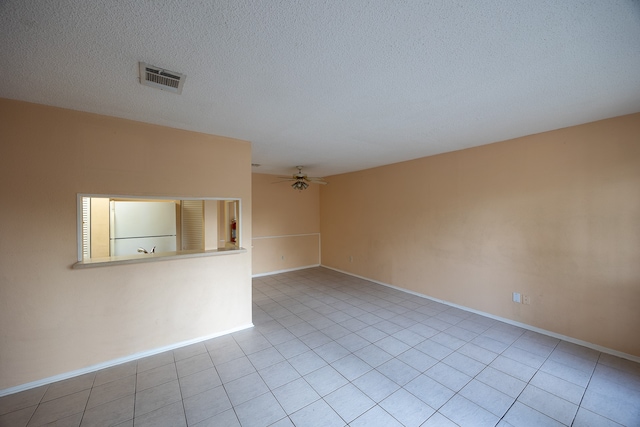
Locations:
252;264;320;278
0;323;254;398
321;265;640;364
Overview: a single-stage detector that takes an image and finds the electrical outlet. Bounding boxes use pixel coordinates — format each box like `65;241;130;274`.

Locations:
281;255;285;260
512;292;521;303
523;295;530;305
349;255;353;262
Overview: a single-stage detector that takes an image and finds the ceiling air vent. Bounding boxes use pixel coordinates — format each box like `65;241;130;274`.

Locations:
139;62;186;94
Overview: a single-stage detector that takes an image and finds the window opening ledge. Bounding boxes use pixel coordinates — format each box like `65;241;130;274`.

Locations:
72;247;247;269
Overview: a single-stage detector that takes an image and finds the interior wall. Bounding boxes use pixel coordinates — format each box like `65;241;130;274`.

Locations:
0;98;253;391
320;113;640;357
252;173;320;275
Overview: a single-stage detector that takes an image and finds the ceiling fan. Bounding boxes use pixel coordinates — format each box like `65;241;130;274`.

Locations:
275;166;328;190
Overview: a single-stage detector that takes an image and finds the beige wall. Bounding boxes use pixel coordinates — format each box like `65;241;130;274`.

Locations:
320;113;640;357
252;173;320;275
0;99;253;391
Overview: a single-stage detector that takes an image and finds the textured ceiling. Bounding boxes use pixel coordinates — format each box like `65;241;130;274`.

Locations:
1;1;640;177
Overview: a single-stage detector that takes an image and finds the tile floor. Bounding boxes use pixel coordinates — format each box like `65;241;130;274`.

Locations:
1;267;639;426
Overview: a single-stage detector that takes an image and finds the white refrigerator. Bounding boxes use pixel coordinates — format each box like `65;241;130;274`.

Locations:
109;201;177;256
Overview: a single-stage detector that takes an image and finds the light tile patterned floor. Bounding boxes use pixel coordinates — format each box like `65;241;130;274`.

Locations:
1;267;639;426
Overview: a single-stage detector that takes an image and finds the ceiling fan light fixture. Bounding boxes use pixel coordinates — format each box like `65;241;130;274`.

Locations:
273;166;326;190
292;181;309;191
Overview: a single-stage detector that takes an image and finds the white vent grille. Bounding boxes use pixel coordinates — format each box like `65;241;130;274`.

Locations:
139;62;186;94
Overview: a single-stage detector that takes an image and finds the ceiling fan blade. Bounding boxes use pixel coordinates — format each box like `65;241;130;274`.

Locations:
302;177;328;184
277;167;328;187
